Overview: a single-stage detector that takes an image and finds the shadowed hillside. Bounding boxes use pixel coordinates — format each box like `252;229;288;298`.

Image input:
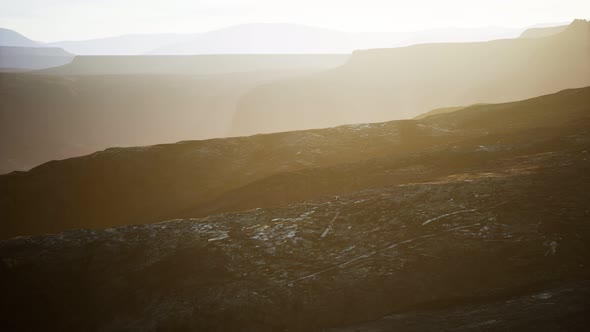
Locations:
231;20;590;136
2;1;589;329
0;62;340;173
1;87;589;330
1;87;588;240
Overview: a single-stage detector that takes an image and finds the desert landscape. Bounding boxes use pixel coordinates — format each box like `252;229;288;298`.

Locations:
0;1;589;331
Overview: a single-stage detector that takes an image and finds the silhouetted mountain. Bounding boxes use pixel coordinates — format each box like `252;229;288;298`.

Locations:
0;23;556;56
396;26;521;45
1;87;589;330
0;46;73;71
0;29;74;71
519;25;567;38
0;28;41;47
0;27;195;55
231;19;590;136
36;54;349;75
412;104;489;120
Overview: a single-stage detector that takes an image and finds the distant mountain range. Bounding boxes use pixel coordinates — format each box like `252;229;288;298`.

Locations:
147;24;524;55
0;23;543;71
48;33;196;56
0;28;73;71
231;20;590;135
1;19;590;330
37;54;349;76
0;46;73;71
0;20;586;173
0;22;568;55
0;28;41;47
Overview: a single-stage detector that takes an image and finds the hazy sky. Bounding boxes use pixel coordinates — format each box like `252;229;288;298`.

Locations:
1;0;588;42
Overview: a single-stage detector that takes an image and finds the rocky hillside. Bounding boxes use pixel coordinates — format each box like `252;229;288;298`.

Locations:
231;19;590;136
0;96;590;331
37;54;349;76
1;87;588;240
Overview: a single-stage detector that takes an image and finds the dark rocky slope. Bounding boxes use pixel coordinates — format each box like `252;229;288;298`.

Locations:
1;141;589;330
1;86;588;239
0;86;589;330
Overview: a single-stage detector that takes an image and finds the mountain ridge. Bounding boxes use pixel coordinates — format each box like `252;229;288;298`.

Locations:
35;54;349;76
3;23;530;55
1;86;588;240
0;46;73;71
231;19;590;136
0;28;41;47
1;92;589;328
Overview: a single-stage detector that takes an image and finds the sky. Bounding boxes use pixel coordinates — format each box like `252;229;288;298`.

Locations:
0;0;588;42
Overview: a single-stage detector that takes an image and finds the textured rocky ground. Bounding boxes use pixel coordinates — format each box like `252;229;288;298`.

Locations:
1;139;589;330
2;87;589;239
331;281;590;331
0;87;589;330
